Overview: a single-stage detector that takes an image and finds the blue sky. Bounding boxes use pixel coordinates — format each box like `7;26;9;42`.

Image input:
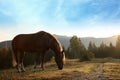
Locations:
0;0;120;41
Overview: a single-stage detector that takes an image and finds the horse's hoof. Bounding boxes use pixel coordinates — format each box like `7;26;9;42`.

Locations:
17;70;22;73
41;67;45;71
21;68;26;72
42;68;45;71
33;70;36;72
33;68;38;72
21;70;26;72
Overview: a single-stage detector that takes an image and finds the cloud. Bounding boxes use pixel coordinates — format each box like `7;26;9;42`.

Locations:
1;0;120;26
1;0;120;42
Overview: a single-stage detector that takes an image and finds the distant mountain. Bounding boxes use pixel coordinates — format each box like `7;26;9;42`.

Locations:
56;35;117;49
80;36;117;48
55;35;71;49
0;35;117;49
0;40;11;49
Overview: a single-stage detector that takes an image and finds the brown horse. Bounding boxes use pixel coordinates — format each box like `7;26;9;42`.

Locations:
12;31;65;72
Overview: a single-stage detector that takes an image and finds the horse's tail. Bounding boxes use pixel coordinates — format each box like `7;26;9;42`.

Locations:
12;50;17;67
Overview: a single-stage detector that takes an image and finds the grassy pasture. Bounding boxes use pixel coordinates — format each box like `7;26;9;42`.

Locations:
0;58;120;80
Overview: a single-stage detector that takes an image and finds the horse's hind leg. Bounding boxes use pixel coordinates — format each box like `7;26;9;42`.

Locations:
19;52;25;72
41;53;45;70
13;50;21;72
16;52;22;73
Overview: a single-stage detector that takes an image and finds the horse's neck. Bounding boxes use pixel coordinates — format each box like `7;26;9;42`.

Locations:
48;35;62;56
50;40;61;55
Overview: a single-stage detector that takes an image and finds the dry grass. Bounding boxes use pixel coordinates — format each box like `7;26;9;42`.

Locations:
0;58;120;80
103;62;120;79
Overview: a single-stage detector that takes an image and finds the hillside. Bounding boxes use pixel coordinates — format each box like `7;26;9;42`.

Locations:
0;35;117;49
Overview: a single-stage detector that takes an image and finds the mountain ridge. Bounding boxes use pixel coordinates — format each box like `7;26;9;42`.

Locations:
0;35;117;49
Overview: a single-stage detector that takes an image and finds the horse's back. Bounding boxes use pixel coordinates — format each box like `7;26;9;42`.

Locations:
12;31;53;52
12;31;49;43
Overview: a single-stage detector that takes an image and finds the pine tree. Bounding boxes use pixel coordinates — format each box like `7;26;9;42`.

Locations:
88;41;97;53
68;36;81;58
108;42;115;58
88;41;97;58
68;36;89;61
115;35;120;58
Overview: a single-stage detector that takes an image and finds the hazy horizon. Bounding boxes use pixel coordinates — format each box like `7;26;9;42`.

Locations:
0;0;120;42
0;33;118;43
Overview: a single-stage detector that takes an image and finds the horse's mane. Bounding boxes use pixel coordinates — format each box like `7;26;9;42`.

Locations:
53;34;63;52
37;31;63;52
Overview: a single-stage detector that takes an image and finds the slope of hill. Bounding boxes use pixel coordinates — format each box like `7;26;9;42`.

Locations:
0;35;117;49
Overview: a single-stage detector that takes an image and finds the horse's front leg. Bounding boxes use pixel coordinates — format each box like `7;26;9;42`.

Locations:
33;53;40;72
16;64;22;73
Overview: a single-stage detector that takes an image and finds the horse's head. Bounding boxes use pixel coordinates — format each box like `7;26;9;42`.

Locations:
50;35;65;70
55;50;65;70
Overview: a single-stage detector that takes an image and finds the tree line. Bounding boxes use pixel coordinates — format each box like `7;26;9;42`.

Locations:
87;36;120;59
65;35;120;59
0;35;120;69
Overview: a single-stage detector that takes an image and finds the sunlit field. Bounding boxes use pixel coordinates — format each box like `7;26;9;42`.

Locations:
0;58;120;80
